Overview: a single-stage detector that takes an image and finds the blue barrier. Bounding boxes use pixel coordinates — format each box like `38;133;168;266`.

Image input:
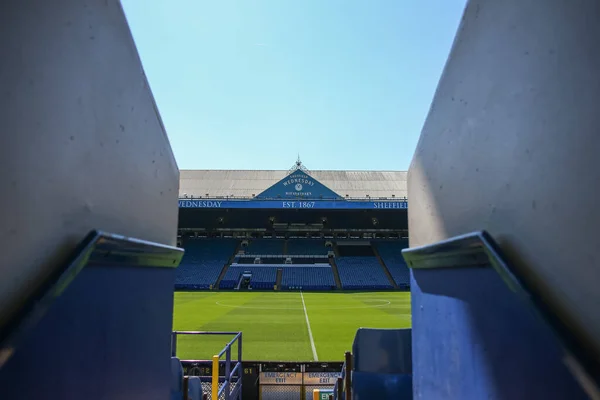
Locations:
351;328;412;400
402;231;592;399
0;231;184;400
186;376;203;400
334;329;412;400
171;357;184;400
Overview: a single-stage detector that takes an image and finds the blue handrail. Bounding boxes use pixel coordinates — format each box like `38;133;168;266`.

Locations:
171;330;243;400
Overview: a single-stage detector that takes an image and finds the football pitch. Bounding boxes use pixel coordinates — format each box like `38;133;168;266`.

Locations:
173;291;411;361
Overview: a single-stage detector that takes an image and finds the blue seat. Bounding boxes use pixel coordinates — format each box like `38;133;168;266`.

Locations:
286;239;328;255
280;266;336;290
245;239;285;254
352;372;412;400
373;241;411;287
351;328;412;400
171;357;184;400
175;239;238;289
186;376;203;400
220;266;278;289
336;257;393;289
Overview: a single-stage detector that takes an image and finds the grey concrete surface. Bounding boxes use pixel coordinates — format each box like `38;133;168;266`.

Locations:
0;0;179;329
409;0;600;366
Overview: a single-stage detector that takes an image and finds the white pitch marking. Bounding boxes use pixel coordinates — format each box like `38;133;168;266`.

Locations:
300;291;318;361
214;299;391;310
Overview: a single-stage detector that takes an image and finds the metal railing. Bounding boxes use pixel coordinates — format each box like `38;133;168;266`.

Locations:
333;351;351;400
171;331;242;400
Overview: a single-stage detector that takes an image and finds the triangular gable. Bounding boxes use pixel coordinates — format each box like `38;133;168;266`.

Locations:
256;169;343;200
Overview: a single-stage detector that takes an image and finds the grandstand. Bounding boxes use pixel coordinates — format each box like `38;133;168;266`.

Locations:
220;265;278;290
170;160;412;398
175;238;238;289
374;240;411;288
175;159;409;294
336;256;393;290
175;237;408;291
174;238;409;291
280;265;336;291
244;239;285;255
286;239;328;255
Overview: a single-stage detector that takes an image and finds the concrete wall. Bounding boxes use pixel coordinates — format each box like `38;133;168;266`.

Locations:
0;1;179;329
408;0;600;396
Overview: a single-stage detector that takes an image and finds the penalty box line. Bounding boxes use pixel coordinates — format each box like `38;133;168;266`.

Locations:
300;291;318;361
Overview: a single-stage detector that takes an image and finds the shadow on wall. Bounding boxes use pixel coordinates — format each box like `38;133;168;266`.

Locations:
405;0;600;396
408;152;589;399
409;0;600;375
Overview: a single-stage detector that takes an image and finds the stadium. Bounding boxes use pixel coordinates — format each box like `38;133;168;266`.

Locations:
2;2;599;400
172;159;411;397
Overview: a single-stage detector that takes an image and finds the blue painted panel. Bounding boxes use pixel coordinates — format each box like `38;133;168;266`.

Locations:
178;199;408;210
352;328;411;374
411;267;587;399
352;372;412;400
0;264;176;400
256;170;342;199
351;328;413;400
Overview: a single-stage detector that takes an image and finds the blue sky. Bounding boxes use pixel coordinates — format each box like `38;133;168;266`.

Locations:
121;0;466;171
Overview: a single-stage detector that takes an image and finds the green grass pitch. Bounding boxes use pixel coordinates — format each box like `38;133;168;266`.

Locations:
172;291;411;361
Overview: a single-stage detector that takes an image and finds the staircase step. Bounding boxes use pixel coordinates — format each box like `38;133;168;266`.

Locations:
372;244;398;289
214;264;230;290
330;258;343;289
275;268;283;291
215;240;243;289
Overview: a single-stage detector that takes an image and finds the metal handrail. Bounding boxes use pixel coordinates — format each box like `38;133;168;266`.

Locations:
344;351;352;400
171;331;243;400
333;351;352;400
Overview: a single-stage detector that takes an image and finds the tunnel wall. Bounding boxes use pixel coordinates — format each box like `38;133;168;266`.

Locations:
0;260;178;400
0;0;179;330
408;0;600;398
